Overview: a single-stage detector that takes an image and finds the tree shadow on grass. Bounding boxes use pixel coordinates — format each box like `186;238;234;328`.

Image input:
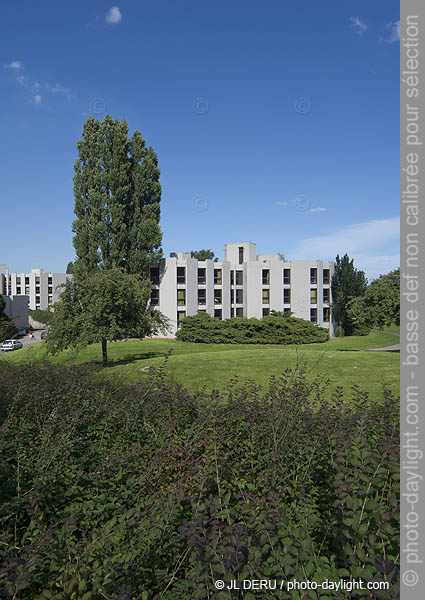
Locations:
106;351;167;367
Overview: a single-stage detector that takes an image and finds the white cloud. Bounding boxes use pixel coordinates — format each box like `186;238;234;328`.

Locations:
276;201;289;206
4;60;23;69
291;217;399;279
49;83;73;99
309;207;327;213
16;75;27;87
106;6;122;24
350;17;367;37
33;95;42;105
384;20;400;43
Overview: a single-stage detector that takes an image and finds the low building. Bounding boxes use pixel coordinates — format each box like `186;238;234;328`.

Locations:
149;242;334;337
1;295;29;330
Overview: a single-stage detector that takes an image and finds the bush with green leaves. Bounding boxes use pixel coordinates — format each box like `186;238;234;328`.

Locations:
0;359;399;599
176;312;329;344
29;309;54;326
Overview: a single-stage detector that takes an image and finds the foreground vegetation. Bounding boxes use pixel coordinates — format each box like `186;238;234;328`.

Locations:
0;361;399;599
2;331;400;400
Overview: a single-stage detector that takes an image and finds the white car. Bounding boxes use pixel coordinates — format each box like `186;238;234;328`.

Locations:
1;339;23;351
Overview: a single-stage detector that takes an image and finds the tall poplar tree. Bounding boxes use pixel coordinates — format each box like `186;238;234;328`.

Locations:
72;115;162;275
47;115;167;365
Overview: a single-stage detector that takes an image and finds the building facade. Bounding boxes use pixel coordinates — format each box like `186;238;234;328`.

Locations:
149;242;334;337
0;264;71;311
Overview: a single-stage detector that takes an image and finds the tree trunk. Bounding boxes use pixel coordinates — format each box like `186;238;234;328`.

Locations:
101;338;108;367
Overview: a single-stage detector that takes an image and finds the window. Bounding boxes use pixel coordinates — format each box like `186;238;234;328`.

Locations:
262;269;270;285
214;309;222;319
48;296;53;306
177;289;186;306
230;271;234;285
310;308;317;323
262;308;270;317
310;288;318;304
177;311;186;327
323;307;330;322
177;267;186;284
231;308;235;317
150;267;160;285
198;268;206;285
310;268;317;284
235;289;243;304
262;289;270;304
238;246;244;264
230;289;234;304
16;277;21;284
236;308;243;317
35;277;40;285
323;269;330;285
214;289;222;304
35;286;40;295
198;289;206;305
25;286;30;295
25;277;29;285
284;307;291;313
214;269;222;285
150;289;159;306
283;269;291;284
35;295;40;304
323;288;330;304
235;270;243;285
16;287;21;295
283;288;291;304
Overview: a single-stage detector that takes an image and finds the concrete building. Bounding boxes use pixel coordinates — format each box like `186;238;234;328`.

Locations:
0;264;71;310
149;242;334;337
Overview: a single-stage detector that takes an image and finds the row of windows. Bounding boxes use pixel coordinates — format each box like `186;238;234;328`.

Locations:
152;287;330;307
12;276;52;285
176;307;330;327
151;267;330;286
13;286;54;296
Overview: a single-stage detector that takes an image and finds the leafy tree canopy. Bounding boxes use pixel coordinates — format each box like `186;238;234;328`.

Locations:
190;249;218;261
46;269;168;366
66;261;74;274
347;268;400;332
72;115;162;277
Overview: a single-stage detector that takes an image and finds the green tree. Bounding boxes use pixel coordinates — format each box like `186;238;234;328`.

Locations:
72;115;162;276
66;261;74;274
331;254;368;336
347;268;400;332
190;249;218;261
48;115;166;365
0;296;17;342
47;269;168;366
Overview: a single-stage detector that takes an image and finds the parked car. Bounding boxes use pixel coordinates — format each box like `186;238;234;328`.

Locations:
41;331;48;340
1;339;23;351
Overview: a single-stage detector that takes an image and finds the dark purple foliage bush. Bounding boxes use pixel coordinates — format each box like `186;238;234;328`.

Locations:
0;360;399;599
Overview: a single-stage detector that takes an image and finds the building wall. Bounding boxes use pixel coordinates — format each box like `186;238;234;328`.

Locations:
150;242;334;338
2;295;29;330
2;267;71;310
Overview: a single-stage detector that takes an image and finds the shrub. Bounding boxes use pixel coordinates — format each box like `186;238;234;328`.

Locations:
0;318;17;343
176;312;329;344
28;308;54;326
0;360;399;599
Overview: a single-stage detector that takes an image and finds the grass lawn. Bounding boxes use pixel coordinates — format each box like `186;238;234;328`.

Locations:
2;331;400;401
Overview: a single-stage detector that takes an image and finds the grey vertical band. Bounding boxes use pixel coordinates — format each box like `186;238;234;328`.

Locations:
400;0;425;597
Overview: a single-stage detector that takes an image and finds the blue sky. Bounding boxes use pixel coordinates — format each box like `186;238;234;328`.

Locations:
1;1;399;280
